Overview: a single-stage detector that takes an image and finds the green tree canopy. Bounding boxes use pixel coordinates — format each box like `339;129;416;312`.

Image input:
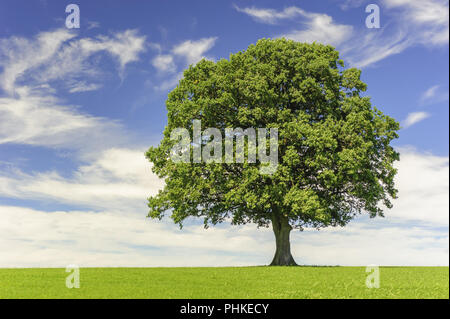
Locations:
146;38;400;265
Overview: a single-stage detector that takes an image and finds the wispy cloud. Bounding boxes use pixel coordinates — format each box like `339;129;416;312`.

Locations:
150;37;218;90
68;82;102;93
341;27;413;68
233;5;307;24
234;1;449;68
0;29;146;95
151;54;176;73
80;29;146;73
402;112;431;128
423;85;441;100
87;21;100;30
0;89;127;150
420;84;449;105
235;5;353;46
383;0;449;45
280;13;354;47
172;37;218;66
0;29;146;151
0;29;75;94
343;0;449;67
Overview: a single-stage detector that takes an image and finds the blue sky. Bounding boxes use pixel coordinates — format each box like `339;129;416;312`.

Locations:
0;0;448;267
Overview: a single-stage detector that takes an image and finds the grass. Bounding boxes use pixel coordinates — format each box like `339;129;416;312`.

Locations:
0;266;448;299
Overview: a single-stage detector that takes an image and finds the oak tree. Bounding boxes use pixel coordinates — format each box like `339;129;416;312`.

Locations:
146;38;399;265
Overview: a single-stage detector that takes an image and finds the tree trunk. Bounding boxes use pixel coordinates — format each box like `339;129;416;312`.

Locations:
270;213;297;266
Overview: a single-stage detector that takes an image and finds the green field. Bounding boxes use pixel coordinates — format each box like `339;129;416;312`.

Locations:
0;267;448;299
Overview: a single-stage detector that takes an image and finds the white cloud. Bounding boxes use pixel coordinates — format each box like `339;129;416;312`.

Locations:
0;89;127;150
151;54;176;73
281;14;354;46
172;37;218;66
0;148;447;266
423;85;441;100
0;29;146;95
341;29;413;68
0;29;75;94
235;5;353;46
79;29;146;72
233;5;306;24
0;29;146;151
402;112;431;128
292;222;448;266
68;82;102;93
0;148;163;212
149;37;218;90
0;203;447;267
383;0;449;45
389;148;449;226
0;205;273;267
420;84;449;105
